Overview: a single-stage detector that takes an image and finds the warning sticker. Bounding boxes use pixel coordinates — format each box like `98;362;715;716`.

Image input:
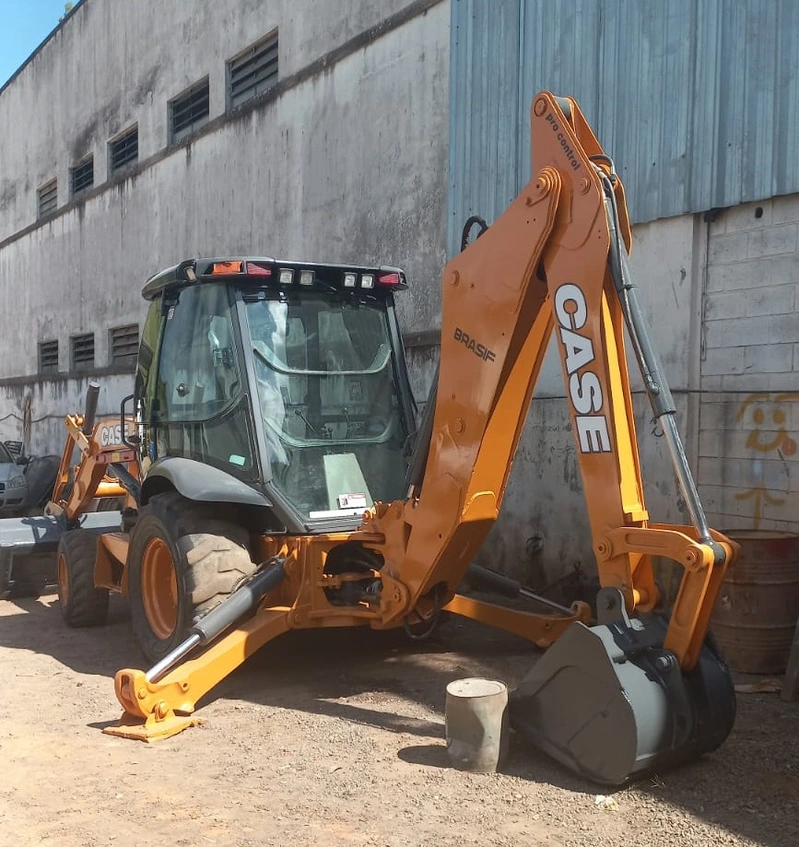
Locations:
337;492;368;510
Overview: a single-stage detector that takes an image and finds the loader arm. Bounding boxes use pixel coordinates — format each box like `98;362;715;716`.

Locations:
49;384;140;522
362;92;736;672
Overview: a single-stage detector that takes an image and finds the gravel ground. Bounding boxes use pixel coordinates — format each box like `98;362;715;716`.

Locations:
0;592;797;847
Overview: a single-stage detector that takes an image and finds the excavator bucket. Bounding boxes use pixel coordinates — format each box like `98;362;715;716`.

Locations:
508;590;736;786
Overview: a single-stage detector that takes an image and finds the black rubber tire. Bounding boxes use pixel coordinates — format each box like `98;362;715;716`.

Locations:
127;491;256;664
57;529;109;626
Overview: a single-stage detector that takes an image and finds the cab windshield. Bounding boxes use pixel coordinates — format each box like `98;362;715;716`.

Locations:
246;293;409;520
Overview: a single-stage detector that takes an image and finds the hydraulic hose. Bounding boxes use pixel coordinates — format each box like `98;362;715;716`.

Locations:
600;172;720;557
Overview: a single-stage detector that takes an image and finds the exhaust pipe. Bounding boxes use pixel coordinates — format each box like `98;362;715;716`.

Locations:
82;382;100;436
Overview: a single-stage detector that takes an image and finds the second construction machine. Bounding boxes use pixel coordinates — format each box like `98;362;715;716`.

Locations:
37;92;736;786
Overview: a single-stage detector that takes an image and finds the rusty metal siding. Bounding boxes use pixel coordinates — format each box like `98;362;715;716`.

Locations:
449;0;799;253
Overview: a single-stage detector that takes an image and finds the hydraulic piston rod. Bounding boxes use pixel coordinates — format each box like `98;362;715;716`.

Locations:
147;557;286;683
601;173;719;556
466;563;576;616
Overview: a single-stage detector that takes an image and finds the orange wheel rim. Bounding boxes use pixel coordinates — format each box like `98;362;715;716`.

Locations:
57;553;69;607
140;537;179;640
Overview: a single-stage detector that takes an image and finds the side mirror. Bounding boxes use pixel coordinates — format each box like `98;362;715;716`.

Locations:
15;456;30;466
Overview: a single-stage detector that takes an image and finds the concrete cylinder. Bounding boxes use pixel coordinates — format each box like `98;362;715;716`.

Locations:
445;677;509;772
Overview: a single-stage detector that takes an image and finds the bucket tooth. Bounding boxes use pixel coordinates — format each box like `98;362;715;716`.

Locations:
509;606;736;785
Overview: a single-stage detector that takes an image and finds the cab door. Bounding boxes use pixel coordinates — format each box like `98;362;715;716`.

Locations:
133;295;166;466
137;284;258;479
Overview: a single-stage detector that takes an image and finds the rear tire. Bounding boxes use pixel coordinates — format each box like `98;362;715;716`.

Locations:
57;529;109;626
127;491;256;664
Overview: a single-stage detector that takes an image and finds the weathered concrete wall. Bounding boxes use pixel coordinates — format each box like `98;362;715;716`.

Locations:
0;375;133;457
0;0;442;242
698;195;799;533
0;0;449;452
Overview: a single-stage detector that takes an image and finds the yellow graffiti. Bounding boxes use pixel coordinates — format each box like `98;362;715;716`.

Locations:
734;486;784;531
734;393;798;528
737;392;799;454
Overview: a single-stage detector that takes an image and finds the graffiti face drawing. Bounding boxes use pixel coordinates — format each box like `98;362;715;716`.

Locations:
736;393;798;455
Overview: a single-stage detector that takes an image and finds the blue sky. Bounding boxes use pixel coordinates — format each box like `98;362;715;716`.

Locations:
0;0;77;88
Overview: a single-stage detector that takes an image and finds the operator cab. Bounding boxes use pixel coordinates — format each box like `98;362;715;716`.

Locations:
134;257;416;532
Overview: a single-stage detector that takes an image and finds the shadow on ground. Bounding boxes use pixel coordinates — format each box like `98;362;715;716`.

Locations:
2;593;797;845
627;690;799;847
0;591;140;677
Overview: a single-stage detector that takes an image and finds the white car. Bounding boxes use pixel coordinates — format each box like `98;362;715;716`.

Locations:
0;441;28;516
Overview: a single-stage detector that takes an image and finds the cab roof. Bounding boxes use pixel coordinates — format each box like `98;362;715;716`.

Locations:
142;257;408;301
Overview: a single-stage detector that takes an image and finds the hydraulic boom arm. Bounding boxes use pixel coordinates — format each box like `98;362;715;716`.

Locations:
361;92;736;672
48;383;140;521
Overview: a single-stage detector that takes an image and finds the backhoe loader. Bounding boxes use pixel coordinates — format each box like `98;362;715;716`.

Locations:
1;92;738;786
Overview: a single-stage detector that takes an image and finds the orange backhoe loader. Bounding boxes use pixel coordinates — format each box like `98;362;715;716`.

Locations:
2;92;738;786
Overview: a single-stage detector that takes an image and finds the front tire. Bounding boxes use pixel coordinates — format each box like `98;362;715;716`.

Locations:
57;529;109;626
127;492;256;664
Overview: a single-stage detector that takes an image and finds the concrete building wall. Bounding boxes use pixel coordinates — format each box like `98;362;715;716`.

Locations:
0;0;450;455
476;197;799;588
473;197;799;587
0;0;438;241
698;195;799;533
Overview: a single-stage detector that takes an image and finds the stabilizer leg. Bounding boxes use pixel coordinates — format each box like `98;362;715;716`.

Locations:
106;606;291;741
444;594;590;648
105;558;289;741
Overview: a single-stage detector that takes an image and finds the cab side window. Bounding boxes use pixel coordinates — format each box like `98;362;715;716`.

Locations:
156;285;242;421
135;299;164;461
150;284;256;476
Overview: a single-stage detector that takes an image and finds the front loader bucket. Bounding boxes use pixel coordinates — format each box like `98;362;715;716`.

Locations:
0;512;121;596
509;612;736;785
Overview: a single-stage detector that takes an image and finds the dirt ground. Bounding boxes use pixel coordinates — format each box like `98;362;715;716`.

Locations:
0;592;797;847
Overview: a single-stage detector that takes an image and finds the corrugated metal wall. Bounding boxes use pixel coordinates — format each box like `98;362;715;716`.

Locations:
448;0;799;254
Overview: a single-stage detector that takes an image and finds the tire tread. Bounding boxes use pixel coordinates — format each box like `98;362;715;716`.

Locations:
58;529;109;627
128;492;256;662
